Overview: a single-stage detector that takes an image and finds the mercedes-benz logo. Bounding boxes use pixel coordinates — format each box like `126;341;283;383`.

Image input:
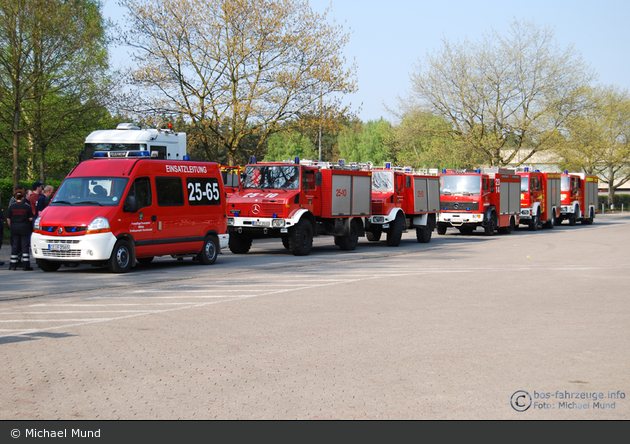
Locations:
57;227;63;234
252;204;261;215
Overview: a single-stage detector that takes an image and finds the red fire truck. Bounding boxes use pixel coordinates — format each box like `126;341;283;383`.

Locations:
437;168;521;235
558;172;598;225
220;165;241;198
365;164;440;246
517;169;561;230
227;158;372;256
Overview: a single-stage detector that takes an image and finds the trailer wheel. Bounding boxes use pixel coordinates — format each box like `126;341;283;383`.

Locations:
529;208;540;231
37;259;61;272
386;212;405;246
499;217;514;234
437;223;447;235
569;207;578;226
583;208;594;225
416;226;432;243
229;232;252;254
289;219;313;256
545;211;555;229
336;219;359;251
197;235;219;265
366;230;382;242
107;239;132;273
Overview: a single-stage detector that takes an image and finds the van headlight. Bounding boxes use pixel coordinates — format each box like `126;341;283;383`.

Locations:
86;217;110;234
33;216;41;231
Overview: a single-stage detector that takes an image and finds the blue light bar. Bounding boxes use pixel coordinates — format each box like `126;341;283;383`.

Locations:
385;162;392;169
295;157;300;164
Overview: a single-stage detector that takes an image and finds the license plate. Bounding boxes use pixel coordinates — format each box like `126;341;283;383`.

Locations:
49;243;71;251
252;221;270;227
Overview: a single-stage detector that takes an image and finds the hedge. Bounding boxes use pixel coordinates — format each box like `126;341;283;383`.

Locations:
1;178;64;213
598;194;630;209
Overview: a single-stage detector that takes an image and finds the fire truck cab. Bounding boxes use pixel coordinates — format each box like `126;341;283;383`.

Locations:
517;169;561;230
437;168;520;235
31;153;229;273
227;158;372;256
558;172;598;225
365;164;440;246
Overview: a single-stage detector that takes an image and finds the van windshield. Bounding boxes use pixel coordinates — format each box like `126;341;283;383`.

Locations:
243;165;300;190
52;177;129;206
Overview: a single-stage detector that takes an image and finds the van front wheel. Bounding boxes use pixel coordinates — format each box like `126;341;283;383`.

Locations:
198;235;219;265
107;239;132;273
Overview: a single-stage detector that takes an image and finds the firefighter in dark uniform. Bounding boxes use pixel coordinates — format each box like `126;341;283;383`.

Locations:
6;189;34;271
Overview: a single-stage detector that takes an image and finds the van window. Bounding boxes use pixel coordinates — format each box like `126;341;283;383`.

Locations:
128;177;152;209
156;177;184;206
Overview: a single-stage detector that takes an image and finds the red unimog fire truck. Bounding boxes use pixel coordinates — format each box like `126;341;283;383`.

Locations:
227;158;372;256
365;163;440;246
558;172;598;225
517;169;562;230
437;168;521;235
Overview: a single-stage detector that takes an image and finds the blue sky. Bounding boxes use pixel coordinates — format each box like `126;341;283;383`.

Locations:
104;0;630;122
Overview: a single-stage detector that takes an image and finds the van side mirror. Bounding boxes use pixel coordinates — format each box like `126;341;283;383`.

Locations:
315;172;322;186
123;195;138;213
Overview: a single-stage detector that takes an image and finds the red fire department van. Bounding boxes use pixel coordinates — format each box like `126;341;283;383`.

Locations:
31;153;229;273
517;169;561;230
437;168;521;235
366;164;440;246
558;172;598;225
227;158;372;256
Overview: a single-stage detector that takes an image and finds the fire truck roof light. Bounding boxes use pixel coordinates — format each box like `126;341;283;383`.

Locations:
564;170;568;174
385;162;391;169
524;167;529;172
476;169;481;173
183;155;190;160
295;157;300;164
339;159;345;165
535;169;540;172
251;156;257;164
442;169;446;173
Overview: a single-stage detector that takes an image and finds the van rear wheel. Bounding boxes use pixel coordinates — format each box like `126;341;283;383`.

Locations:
198;235;219;265
107;239;132;273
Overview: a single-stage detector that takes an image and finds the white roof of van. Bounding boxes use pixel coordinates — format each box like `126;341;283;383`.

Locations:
85;128;162;144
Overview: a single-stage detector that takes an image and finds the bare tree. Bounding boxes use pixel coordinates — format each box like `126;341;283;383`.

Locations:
118;0;358;165
406;19;597;167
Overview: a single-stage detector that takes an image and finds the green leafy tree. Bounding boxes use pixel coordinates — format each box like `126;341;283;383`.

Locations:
405;19;596;167
338;119;392;165
556;85;630;204
0;0;111;186
387;111;484;170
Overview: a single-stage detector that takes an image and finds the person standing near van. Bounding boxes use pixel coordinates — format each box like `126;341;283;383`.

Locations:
6;189;34;271
29;181;44;214
35;185;55;219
